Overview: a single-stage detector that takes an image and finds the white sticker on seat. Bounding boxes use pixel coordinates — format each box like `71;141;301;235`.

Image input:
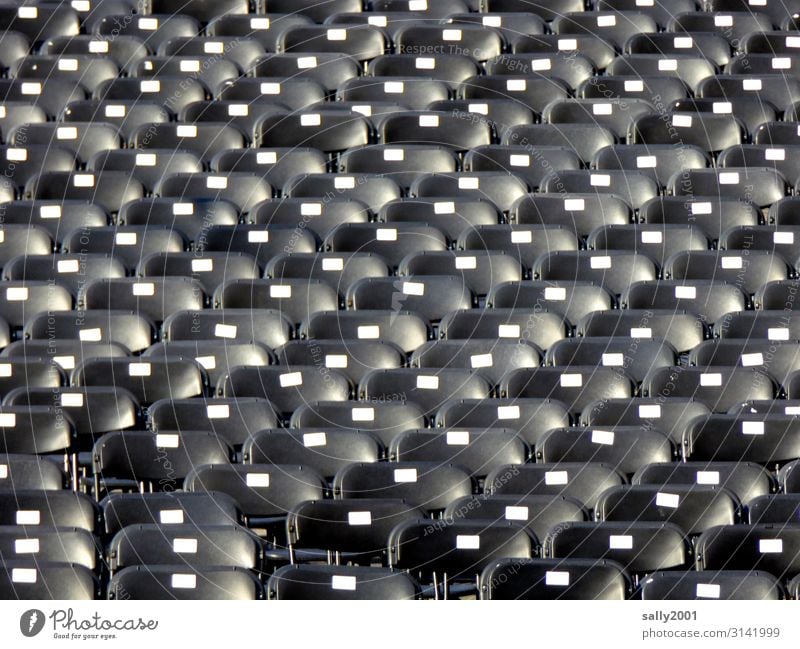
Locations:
207;404;230;419
251;17;270;29
0;464;6;479
303;432;327;448
759;539;783;553
720;257;742;269
41;205;62;219
530;59;551;71
455;256;477;270
417;375;439;390
207;176;228;189
21;82;41;95
459;177;479;189
54;357;75;370
136;153;157;166
279;372;303;387
787;36;800;48
696;583;721;599
597;15;616;26
403;281;425;296
384;81;404;94
715;15;733;26
16;510;39;525
498;324;520;338
468;103;488;115
637;156;657;169
256;151;276;164
696;471;719;485
675;285;696;299
656;492;680;508
691;202;712;215
609;535;633;549
261;83;281;95
105;104;126;117
173;203;194;215
443;29;462;41
774;231;794;244
743;79;762;91
156;434;180;448
506;79;526;91
332;575;357;591
376;228;397;241
447;430;470;446
741;353;764;367
394;468;417;483
511;231;532;244
504;506;529;521
191;259;213;272
590;174;611;187
456;535;480;549
641;231;662;243
74;174;94;187
545;471;568;485
719;172;740;185
434;201;455;214
673;36;693;48
18;7;37;17
358;325;380;339
672;114;692;127
247;230;269;243
140;80;160;93
173;538;198;554
300;114;321;127
544;287;566;301
352;407;374;422
712;102;732;114
558;38;577;50
180;60;200;72
591;429;615;446
160;510;184;524
742;421;765;436
590;256;612;269
0;365;10;378
194;356;216;371
322;258;344;271
327;29;347;41
564;198;585;211
325;355;348;369
470;353;493;369
631;328;652;338
639;404;661;418
497;405;520;420
658;59;678;71
6;148;26;161
11;568;36;583
214;324;237;339
297;56;318;70
269;285;292;298
171;574;196;589
625;80;644;92
510;154;530;167
348;511;372;526
14;539;39;554
79;329;101;342
768;328;789;341
128;363;151;377
699;373;722;387
592;103;613;116
602;353;624;367
560;373;582;387
383;149;404;161
246;473;270;487
177;125;197;138
5;287;27;301
132;282;155;296
483;16;502;27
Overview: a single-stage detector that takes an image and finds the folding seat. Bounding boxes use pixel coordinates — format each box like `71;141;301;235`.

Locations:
501;367;635;415
110;566;262;600
162;309;292;351
222;366;350;417
327;10;442;35
504;124;615;165
544;171;659;214
64;100;171;141
481;558;630;600
768;196;800;226
108;524;261;572
213;148;327;194
640;570;782;600
713;313;800;346
486;53;595;91
252;53;360;94
707;0;800;26
780;460;800;493
577;75;689;109
535;251;657;298
72;357;206;404
99;76;209;115
0;454;64;491
749;494;800;525
411;340;540;387
8;123;121;168
642;366;775;413
144;341;272;388
185;463;326;523
0;562;96;599
6;386;139;444
338;77;450;112
257;111;370;154
0;177;19;208
41;34;148;70
380;112;492;154
94;14;200;52
666;250;790;297
5;252;121;300
324;223;446;269
398;251;522;298
511;193;631;240
412;173;530;216
485;463;626;511
138;252;258;296
459;225;579;273
0;491;96;530
537;427;674;477
377;198;496;244
561;12;659;48
390;428;527;478
157;173;272;215
626;32;730;67
608;55;715;95
0;103;47;142
581;398;710;445
129;123;246;165
634;461;773;505
629;112;743;155
61;225;185;270
0;357;62;397
148;397;277;449
218;78;325;112
24;311;152;354
119;199;238;244
641;196;760;243
727;52;800;80
671;97;776;136
593;145;709;191
546;521;688;574
588;224;709;270
744;29;800;55
439;308;569;352
0;146;75;192
484;0;583;21
28;172;144;215
0;5;79;43
207;12;311;53
93;430;232;494
0;79;85;119
737;400;800;417
201;225;316;267
12;55;118;95
577;310;705;354
301;310;430;356
287;174;401;214
180;101;285;142
464;146;581;191
685;414;800;465
2;341;128;374
0;282;71;329
512;33;616;71
672;169;788;210
544;99;655;141
266;252;388;298
459;75;570;115
0;31;29;70
0;404;72;456
268;564;420;600
214;279;338;327
88;150;201;196
696;525;800;580
394;23;502;63
698;75;800;116
671;11;773;41
597;484;738;536
279;24;386;61
277;340;403;386
547;338;676;385
753;122;800;149
315;101;410;131
159;35;265;72
435;398;569;448
80;277;204;325
244;429;382;481
719;148;800;196
359;368;491;418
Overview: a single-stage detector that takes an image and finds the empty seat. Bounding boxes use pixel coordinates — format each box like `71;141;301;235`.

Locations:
623;280;746;326
0;491;95;530
577;310;705;354
488;281;613;326
685;414;800;465
287;174;401;214
110;566;262;601
666;250;789;296
641;196;760;242
80;278;204;325
0;562;96;599
302;310;430;355
554;12;658;50
0;454;64;491
24;311;152;354
162;309;292;351
696;525;800;581
640;570;782;600
267;564;420;600
511;193;631;239
439;308;569;351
